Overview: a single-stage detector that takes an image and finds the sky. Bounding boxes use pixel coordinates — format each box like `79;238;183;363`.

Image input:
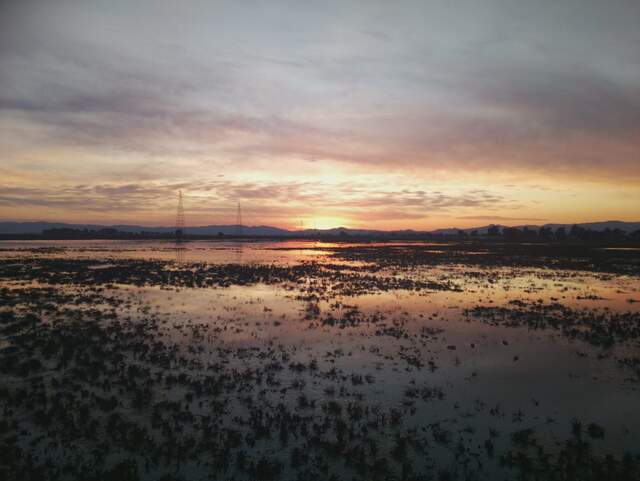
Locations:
1;0;639;230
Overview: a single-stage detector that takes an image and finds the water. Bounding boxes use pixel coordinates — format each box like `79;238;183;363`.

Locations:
0;239;446;264
1;239;639;480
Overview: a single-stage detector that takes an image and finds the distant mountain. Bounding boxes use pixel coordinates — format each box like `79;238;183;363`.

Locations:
295;227;420;237
0;222;291;236
185;225;291;236
0;220;639;236
0;222;91;234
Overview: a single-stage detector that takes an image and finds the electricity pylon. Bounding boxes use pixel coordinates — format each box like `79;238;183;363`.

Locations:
235;202;243;237
175;190;185;239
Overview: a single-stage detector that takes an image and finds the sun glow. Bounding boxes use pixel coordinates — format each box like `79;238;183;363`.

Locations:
311;217;350;230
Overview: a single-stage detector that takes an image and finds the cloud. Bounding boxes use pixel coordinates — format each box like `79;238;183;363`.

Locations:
1;0;639;226
2;65;638;183
0;180;515;226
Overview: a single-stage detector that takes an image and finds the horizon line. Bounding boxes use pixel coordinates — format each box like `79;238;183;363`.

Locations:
1;218;639;233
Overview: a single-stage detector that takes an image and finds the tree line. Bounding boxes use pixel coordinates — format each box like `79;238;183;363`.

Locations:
459;225;640;241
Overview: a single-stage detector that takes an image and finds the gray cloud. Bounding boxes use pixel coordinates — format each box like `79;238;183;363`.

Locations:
2;1;639;161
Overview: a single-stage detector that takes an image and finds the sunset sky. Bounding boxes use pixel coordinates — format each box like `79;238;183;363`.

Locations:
1;0;639;230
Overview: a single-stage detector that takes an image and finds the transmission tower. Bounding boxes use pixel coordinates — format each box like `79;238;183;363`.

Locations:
235;202;243;237
175;190;185;239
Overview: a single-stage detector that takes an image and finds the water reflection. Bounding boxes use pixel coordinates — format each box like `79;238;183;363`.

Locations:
233;240;244;264
0;239;450;264
173;242;186;263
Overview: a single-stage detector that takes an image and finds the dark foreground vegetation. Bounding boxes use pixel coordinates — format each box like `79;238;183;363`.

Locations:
327;241;640;275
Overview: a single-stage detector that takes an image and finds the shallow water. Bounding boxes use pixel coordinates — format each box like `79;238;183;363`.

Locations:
1;239;639;480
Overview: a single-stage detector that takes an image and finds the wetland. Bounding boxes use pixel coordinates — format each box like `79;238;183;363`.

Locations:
1;239;640;480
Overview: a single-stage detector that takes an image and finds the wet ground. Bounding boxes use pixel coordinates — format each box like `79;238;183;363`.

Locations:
1;239;640;480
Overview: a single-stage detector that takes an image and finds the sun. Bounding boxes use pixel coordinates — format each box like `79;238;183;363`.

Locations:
311;217;349;230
